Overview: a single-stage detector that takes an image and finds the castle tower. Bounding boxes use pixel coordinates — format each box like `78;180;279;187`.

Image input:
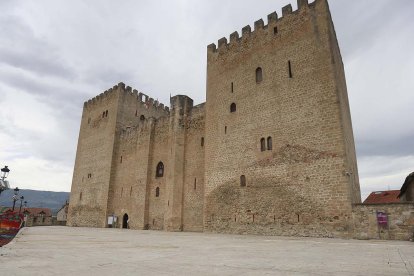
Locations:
67;83;169;227
204;0;360;237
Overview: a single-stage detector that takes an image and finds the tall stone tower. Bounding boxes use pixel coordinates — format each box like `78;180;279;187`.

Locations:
204;0;360;237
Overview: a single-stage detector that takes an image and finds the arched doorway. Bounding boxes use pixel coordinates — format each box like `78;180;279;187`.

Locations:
122;213;129;229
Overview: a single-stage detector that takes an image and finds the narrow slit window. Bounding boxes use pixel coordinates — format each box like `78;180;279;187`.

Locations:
79;192;82;200
240;175;246;187
194;178;197;190
135;110;138;116
120;156;123;163
225;126;227;134
256;67;263;83
231;82;234;93
105;110;108;117
267;137;272;150
130;187;132;197
260;138;266;152
230;103;236;113
102;111;105;118
155;187;160;197
201;137;204;147
288;60;293;78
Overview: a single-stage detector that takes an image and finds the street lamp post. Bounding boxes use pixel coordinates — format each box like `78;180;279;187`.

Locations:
19;196;25;214
0;165;10;197
12;187;20;211
1;166;10;181
23;201;28;227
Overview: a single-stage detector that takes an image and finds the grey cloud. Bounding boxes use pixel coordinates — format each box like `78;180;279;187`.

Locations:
356;134;414;157
0;15;76;80
0;69;86;110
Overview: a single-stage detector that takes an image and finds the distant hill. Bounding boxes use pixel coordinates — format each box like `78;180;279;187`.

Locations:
0;189;69;215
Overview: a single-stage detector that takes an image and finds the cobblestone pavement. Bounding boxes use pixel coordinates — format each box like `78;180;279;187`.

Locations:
1;226;413;275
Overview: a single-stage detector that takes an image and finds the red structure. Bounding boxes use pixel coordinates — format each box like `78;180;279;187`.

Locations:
0;210;24;247
363;190;400;204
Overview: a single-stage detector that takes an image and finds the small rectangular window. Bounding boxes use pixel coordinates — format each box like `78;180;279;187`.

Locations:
274;27;278;34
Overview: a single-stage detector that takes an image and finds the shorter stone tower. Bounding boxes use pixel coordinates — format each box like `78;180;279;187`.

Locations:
67;83;170;227
68;85;206;231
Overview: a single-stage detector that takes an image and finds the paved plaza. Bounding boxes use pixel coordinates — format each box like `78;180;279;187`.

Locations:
1;226;413;275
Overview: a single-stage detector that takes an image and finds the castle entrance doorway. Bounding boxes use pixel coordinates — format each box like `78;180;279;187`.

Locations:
122;213;129;229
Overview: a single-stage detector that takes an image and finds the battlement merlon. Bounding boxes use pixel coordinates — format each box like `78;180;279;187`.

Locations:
83;82;170;113
207;0;326;55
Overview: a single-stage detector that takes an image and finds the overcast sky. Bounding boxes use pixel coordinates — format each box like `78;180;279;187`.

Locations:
0;0;413;201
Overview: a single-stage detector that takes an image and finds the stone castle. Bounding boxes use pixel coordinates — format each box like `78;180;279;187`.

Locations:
67;0;414;239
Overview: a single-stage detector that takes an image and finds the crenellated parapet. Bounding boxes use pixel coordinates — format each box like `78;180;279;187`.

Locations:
83;82;170;113
207;0;319;55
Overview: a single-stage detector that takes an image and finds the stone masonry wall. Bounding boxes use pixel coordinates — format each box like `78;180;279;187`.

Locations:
68;82;169;228
147;117;170;230
68;86;121;228
326;4;361;203
204;0;358;238
182;103;205;231
352;203;414;241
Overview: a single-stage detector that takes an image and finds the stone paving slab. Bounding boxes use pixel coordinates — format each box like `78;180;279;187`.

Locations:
1;226;414;275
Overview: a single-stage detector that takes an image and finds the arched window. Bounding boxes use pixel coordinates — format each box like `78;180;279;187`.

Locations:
155;187;160;197
260;138;266;152
156;162;164;177
267;137;272;150
256;67;263;83
230;103;236;113
240;175;246;187
140;115;145;121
